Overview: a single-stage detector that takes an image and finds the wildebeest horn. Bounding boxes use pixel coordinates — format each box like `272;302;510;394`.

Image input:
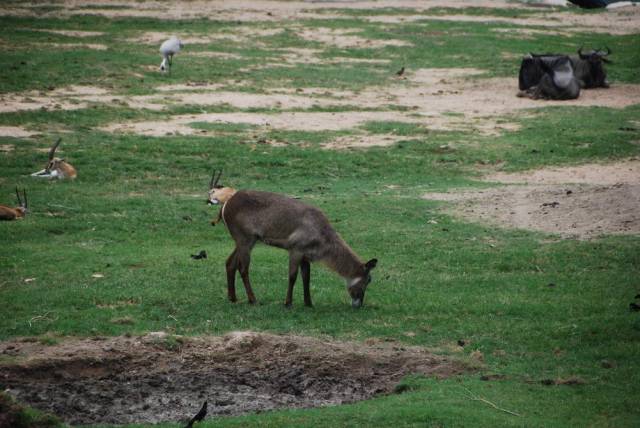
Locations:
600;46;611;56
48;138;62;161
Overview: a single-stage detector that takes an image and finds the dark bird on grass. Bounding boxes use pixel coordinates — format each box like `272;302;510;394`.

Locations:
396;66;405;76
190;250;207;260
184;401;207;428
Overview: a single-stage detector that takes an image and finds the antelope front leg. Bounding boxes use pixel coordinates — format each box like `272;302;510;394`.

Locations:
300;259;312;307
285;254;302;307
211;208;222;226
225;249;238;302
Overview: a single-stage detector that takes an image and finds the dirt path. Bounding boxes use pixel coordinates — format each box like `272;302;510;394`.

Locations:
0;331;464;425
3;1;639;34
96;70;640;141
423;160;640;239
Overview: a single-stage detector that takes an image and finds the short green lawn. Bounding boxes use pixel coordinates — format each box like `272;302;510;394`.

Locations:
1;5;639;427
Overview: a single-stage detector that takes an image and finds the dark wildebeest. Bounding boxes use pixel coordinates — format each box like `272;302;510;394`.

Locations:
518;54;581;100
206;170;378;308
519;47;611;94
570;47;611;89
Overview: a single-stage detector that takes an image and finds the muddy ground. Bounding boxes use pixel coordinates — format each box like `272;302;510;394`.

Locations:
0;331;465;425
424;160;640;239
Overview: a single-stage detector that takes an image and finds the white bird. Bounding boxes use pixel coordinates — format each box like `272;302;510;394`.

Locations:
159;36;183;73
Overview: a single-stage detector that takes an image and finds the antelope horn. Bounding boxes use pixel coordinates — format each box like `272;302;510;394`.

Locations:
213;169;223;188
23;189;27;209
209;169;217;189
48;138;62;161
15;186;22;206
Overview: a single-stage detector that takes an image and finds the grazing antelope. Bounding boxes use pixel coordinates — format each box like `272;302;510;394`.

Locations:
0;188;28;221
31;138;77;180
207;170;378;308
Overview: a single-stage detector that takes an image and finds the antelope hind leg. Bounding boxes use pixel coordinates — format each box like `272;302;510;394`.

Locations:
225;249;238;302
301;259;312;307
237;249;257;304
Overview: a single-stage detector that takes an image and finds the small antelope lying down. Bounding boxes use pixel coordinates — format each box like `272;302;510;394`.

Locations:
31;138;77;180
207;170;378;308
0;188;28;221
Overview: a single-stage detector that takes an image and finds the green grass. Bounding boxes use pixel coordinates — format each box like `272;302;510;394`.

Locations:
0;5;639;428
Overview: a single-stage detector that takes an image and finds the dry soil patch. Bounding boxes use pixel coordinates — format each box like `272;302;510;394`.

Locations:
363;7;640;35
322;133;405;149
98;68;640;137
0;331;464;426
423;160;640;239
486;160;640;185
0;126;40;138
297;27;412;49
26;28;105;37
0;1;539;21
102;111;424;136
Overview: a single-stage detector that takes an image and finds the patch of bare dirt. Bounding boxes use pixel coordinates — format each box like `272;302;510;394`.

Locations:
98;67;640;137
34;42;108;50
0;1;540;21
363;7;640;35
186;51;244;59
322;133;405;149
131;28;283;50
156;82;232;92
423;160;640;239
26;28;105;37
0;85;108;113
296;27;412;49
102;111;423;136
13;2;638;34
0;126;39;138
0;332;464;426
486;159;640;185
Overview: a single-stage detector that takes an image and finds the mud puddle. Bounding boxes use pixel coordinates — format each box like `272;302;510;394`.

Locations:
0;331;463;426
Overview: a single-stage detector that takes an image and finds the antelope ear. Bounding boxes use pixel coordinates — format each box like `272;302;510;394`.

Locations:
364;258;378;272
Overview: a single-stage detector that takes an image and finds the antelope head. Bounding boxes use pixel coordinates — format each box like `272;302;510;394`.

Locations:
207;169;236;205
347;258;378;308
31;138;77;180
0;187;28;220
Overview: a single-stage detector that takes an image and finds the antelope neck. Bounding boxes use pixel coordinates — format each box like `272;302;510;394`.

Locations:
220;189;237;225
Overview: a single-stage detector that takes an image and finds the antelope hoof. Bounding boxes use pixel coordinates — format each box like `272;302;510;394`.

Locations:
228;296;237;303
284;301;293;308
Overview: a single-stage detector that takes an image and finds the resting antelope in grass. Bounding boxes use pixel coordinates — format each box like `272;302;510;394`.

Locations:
207;170;378;308
0;188;28;221
31;138;77;180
